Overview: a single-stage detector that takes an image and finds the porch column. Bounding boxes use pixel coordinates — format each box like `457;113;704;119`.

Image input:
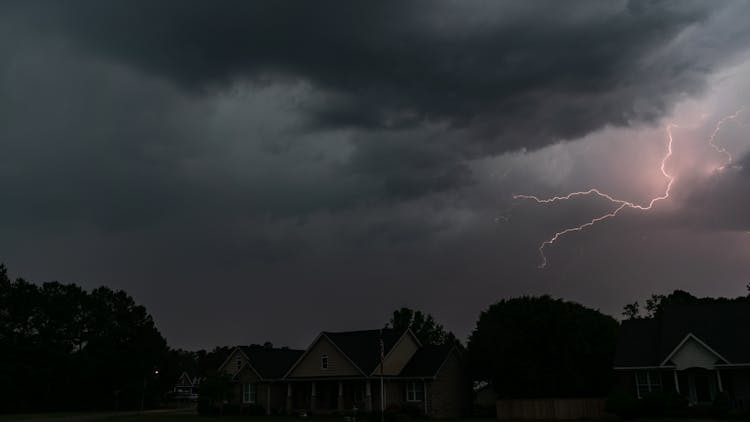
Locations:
365;380;373;412
423;381;428;416
717;369;724;392
286;383;292;414
338;381;344;412
267;384;271;415
673;370;680;394
310;381;317;412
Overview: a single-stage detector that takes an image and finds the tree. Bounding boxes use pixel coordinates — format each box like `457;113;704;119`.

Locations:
622;302;640;320
623;289;750;321
468;296;618;398
0;264;170;413
385;307;457;346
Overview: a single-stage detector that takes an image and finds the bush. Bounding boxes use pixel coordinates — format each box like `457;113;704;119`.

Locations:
223;403;241;415
605;390;641;418
245;404;266;415
197;397;220;415
713;392;731;418
401;403;422;418
605;390;688;418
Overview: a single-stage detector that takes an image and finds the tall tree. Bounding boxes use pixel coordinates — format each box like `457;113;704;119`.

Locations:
0;264;170;413
386;307;456;346
468;296;618;398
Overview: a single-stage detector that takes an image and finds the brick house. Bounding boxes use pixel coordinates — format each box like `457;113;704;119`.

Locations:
218;328;470;417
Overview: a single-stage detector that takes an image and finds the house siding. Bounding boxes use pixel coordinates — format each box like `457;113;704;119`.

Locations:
220;348;248;377
288;335;362;377
377;332;420;376
427;350;469;418
671;337;721;370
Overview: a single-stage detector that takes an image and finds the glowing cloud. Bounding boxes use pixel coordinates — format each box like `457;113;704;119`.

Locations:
514;109;745;268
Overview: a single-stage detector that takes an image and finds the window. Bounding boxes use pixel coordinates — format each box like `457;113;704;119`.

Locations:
636;371;662;398
321;353;329;369
236;358;243;371
406;381;425;402
243;383;256;404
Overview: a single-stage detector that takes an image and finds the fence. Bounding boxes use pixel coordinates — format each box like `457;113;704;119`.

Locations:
496;398;607;420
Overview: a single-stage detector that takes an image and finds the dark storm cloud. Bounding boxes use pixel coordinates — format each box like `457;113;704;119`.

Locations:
10;0;743;201
3;1;750;349
8;0;745;152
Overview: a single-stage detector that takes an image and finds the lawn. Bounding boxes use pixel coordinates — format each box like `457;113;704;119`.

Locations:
0;413;715;422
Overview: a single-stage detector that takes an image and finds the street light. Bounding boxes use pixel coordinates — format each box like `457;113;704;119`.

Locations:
141;368;160;411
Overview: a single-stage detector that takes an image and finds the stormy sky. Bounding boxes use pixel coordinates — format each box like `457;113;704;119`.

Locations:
3;0;750;350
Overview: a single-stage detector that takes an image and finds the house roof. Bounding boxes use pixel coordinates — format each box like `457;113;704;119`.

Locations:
238;346;305;379
323;328;404;374
399;344;455;377
614;302;750;367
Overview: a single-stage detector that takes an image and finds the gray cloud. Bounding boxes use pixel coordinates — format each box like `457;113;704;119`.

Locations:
2;1;750;349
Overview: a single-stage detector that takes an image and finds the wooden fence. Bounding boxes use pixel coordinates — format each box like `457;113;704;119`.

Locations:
496;398;607;420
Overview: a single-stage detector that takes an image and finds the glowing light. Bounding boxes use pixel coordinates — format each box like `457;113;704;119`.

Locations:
513;108;745;269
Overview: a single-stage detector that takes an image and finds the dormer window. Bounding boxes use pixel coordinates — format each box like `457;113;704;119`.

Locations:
236;358;242;371
321;353;329;370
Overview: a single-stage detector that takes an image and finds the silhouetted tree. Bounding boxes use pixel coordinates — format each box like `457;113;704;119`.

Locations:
385;307;457;346
622;289;750;320
622;302;640;320
468;295;618;398
0;264;169;413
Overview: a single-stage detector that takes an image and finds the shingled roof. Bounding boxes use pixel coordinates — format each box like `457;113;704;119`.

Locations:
614;302;750;368
323;328;404;374
399;344;455;377
239;346;305;379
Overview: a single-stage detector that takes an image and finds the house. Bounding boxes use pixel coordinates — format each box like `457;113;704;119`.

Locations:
613;302;750;408
171;371;200;400
218;345;305;414
218;328;470;417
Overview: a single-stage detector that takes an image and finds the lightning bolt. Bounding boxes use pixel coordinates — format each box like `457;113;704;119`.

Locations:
514;107;745;269
513;125;676;268
709;107;745;170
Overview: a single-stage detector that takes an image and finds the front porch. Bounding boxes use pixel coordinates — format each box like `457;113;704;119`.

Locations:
630;367;750;408
286;380;374;414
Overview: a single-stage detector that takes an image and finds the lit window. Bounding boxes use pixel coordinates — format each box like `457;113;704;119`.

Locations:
243;383;256;404
406;381;425;402
321;353;329;369
635;371;662;398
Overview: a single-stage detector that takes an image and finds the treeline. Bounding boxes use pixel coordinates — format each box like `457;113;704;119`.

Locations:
0;264;171;412
5;262;747;413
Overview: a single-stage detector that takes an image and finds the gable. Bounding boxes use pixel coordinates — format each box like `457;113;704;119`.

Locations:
176;372;193;387
287;335;362;377
375;330;420;375
667;335;726;370
219;348;249;376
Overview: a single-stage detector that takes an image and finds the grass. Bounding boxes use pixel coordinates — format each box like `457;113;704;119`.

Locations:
0;412;719;422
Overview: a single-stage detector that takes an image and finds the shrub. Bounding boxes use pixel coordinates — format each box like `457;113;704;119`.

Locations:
244;403;266;415
401;403;422;418
605;390;641;418
713;392;731;418
223;403;241;415
196;397;218;415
